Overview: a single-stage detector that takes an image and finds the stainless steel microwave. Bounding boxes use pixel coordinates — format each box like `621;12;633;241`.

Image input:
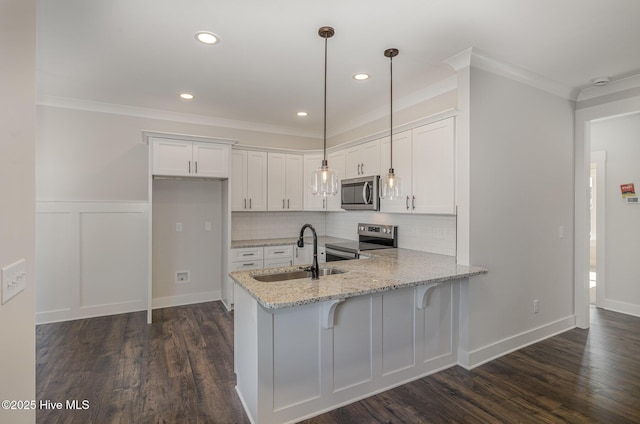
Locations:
340;175;379;210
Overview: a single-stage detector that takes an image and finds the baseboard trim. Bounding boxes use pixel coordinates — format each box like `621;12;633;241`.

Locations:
36;300;147;325
458;315;576;369
599;298;640;318
152;290;221;309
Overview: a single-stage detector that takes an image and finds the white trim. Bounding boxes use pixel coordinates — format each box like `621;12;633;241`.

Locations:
599;298;640;318
37;95;320;139
445;47;577;100
457;315;576;370
36;301;147;325
591;150;606;308
577;74;640;102
574;95;640;329
152;290;221;309
142;130;237;145
329;76;458;137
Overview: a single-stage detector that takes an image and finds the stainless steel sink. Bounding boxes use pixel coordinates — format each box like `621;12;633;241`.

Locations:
253;267;346;282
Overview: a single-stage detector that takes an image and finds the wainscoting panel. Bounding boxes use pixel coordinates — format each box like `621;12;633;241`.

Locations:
36;201;149;324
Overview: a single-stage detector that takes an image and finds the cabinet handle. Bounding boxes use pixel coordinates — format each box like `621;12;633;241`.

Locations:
406;196;410;210
242;263;256;267
361;163;364;175
323;198;326;209
244;199;247;209
295;248;299;258
195;161;198;174
274;250;285;254
242;253;255;257
412;195;416;210
287;199;290;209
188;160;191;174
249;198;252;209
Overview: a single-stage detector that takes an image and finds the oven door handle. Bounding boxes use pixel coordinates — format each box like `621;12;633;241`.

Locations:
325;247;358;260
362;181;371;205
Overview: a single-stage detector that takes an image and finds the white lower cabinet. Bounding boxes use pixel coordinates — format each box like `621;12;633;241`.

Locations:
264;245;293;268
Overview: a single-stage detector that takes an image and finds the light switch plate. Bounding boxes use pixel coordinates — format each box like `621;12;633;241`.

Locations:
2;259;26;304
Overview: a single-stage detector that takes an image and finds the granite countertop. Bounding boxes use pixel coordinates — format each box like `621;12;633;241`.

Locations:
231;236;351;249
229;248;487;310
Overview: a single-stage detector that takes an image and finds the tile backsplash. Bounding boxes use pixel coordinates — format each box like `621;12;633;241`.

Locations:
232;210;456;256
325;211;456;256
232;211;326;240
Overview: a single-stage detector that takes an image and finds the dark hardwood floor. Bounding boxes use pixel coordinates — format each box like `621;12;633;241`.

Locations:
37;303;640;423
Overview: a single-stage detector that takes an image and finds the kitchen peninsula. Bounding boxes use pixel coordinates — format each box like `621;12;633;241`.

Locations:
230;249;487;424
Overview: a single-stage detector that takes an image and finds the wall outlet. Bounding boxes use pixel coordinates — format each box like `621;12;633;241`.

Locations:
2;259;26;304
176;270;190;284
205;221;212;231
176;222;183;232
533;299;540;314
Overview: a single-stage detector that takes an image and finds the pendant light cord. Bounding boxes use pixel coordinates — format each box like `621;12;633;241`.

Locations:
390;53;393;171
323;34;328;163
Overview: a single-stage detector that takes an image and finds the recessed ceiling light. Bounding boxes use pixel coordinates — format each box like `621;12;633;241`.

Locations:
195;31;219;45
353;73;370;81
297;111;308;117
179;93;194;100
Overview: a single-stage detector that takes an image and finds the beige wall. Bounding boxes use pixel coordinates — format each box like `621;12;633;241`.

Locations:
36;105;322;201
328;90;457;147
0;0;36;422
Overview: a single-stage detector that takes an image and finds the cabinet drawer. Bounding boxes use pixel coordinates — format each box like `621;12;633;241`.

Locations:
264;258;293;268
231;247;264;261
230;260;264;272
264;245;293;259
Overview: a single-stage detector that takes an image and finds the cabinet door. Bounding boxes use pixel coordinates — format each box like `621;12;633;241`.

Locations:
231;150;248;211
412;118;455;214
246;151;267;211
267;153;286;210
303;154;326;211
152;138;191;176
285;154;304;210
360;139;381;177
345;145;362;178
193;142;229;178
380;131;413;213
326;150;345;211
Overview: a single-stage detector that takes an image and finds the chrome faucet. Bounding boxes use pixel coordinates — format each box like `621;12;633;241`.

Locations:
297;224;319;280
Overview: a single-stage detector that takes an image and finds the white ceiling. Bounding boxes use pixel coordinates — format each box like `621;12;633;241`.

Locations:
36;0;640;138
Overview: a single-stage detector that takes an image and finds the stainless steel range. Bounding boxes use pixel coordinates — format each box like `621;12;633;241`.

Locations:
325;223;398;261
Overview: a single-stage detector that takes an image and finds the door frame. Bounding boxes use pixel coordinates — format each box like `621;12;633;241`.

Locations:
574;95;640;328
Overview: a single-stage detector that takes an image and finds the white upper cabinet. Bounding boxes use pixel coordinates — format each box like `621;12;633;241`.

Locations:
345;139;381;178
380;117;455;215
232;150;267;211
267;153;303;211
303;151;346;211
379;130;413;213
303;154;326;211
326;150;345;211
152;138;229;178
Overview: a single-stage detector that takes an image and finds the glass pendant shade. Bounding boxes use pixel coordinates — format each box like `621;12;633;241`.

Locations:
312;160;338;196
381;168;402;199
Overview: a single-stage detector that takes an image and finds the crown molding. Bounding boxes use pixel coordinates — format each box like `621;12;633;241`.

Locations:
328;75;457;138
576;73;640;103
445;47;578;101
36;95;319;139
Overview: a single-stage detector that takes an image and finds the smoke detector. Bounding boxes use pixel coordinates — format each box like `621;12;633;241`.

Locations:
592;77;610;86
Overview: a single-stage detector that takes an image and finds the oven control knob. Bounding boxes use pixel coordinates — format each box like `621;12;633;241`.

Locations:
359;226;365;231
382;228;388;233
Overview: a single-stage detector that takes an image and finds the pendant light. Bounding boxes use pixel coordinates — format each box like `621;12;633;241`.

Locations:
312;26;338;197
380;48;402;200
